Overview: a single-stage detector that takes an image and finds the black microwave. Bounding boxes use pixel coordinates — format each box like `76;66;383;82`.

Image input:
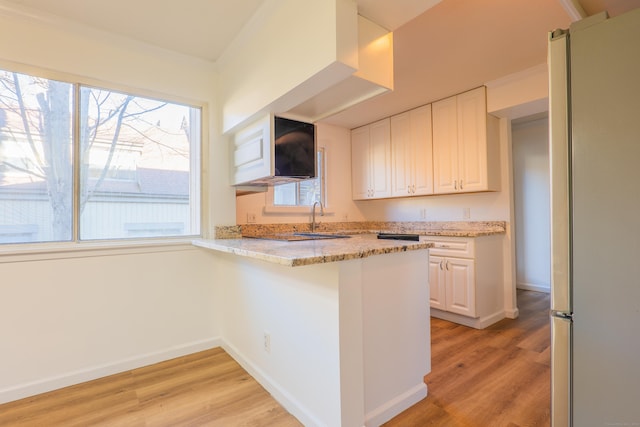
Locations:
273;116;316;179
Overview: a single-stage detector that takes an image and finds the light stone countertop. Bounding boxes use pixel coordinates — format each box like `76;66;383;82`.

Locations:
214;221;507;239
192;234;433;267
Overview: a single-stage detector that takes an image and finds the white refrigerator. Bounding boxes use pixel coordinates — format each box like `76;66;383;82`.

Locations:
548;8;640;427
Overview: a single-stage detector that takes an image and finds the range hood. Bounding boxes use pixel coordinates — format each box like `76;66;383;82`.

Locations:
231;114;316;188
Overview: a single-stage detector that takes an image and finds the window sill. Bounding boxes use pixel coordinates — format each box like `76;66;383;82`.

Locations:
0;237;200;264
263;205;335;216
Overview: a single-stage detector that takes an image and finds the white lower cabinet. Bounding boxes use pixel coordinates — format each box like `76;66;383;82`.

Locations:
429;255;475;317
426;235;505;329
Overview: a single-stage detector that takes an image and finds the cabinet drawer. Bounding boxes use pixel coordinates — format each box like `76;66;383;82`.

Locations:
425;237;475;258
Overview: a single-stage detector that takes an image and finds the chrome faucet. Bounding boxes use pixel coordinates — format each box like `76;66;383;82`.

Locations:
311;201;324;232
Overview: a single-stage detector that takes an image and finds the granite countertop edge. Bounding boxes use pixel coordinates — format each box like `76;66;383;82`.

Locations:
195;221;507;266
192;235;434;267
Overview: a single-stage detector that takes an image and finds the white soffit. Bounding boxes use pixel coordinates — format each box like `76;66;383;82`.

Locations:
357;0;442;30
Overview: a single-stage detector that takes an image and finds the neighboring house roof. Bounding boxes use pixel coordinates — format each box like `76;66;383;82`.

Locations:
0;167;189;197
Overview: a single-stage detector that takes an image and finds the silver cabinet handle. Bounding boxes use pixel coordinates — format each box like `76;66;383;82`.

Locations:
454;180;458;190
460;180;464;190
445;260;450;271
439;260;444;270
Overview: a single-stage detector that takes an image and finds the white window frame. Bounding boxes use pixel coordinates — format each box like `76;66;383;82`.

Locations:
0;62;205;258
264;146;329;215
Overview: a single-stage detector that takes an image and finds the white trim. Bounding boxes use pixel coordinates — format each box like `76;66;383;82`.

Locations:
262;205;336;216
0;240;199;264
430;308;507;329
517;282;551;293
485;63;548;89
222;342;323;427
364;383;427;427
505;307;520;319
558;0;587;22
264;146;327;214
0;337;222;405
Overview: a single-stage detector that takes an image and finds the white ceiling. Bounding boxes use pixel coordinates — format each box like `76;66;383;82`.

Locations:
0;0;442;62
0;0;264;61
327;0;639;127
1;0;637;128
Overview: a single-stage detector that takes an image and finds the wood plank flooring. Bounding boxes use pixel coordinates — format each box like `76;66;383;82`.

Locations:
384;289;551;427
0;290;550;427
0;349;302;427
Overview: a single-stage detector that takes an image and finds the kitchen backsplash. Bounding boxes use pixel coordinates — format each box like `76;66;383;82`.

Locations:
214;221;506;239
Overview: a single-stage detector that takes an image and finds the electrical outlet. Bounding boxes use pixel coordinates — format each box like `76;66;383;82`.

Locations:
462;207;471;220
420;208;427;220
263;331;271;354
247;213;257;223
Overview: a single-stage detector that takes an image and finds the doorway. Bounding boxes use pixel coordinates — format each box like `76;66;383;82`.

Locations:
511;113;551;293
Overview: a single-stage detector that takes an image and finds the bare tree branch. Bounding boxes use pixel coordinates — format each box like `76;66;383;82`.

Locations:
90;95;134;195
12;73;45;167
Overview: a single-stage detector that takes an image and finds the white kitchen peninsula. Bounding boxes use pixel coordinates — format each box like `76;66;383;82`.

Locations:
194;235;432;427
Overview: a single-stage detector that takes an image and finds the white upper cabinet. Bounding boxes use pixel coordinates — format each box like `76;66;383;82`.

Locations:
432;96;459;193
390;105;433;197
353;86;499;200
432;87;500;194
351;118;391;200
230;114;272;186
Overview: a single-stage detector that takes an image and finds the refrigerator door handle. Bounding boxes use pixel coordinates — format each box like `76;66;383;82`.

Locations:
551;316;572;427
551;310;574;321
549;30;572;314
549;30;572;427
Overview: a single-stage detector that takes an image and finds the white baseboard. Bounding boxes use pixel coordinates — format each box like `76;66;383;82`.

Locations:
505;307;520;319
365;383;427;427
430;309;506;329
517;282;551;293
222;342;323;427
0;337;222;405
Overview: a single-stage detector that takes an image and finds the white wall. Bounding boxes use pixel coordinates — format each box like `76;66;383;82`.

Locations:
0;248;219;403
215;252;345;427
0;7;228;403
512;117;551;292
214;249;429;427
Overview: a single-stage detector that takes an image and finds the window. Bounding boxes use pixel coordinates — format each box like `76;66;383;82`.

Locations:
0;69;201;244
273;148;324;207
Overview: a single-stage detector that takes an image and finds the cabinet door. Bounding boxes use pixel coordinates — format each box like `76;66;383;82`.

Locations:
429;255;447;310
411;105;434;196
231;114;271;185
445;257;476;317
390;112;412;197
457;87;488;192
351;126;371;200
369;118;392;198
432;96;459;194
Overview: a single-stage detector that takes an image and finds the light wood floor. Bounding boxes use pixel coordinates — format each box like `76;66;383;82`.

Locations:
0;290;549;427
384;289;551;427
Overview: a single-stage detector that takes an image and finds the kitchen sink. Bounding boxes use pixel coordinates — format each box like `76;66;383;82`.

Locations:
246;232;351;241
293;232;350;239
